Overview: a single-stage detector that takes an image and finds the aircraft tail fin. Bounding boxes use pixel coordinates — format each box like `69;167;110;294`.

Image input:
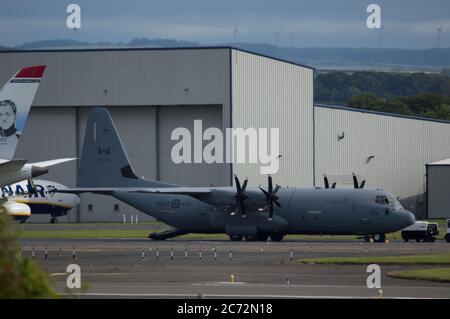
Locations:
79;107;174;188
0;65;46;160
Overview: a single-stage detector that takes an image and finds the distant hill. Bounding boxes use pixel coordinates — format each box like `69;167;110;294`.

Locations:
128;38;199;47
3;38;450;71
228;43;450;69
11;38;200;50
15;39;111;50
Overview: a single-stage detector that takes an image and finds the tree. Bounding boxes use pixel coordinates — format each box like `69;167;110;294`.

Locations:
347;93;380;109
0;214;56;298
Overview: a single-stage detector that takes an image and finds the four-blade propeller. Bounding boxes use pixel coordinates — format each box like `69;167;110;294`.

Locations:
323;175;336;189
352;173;366;189
258;175;282;221
230;175;249;218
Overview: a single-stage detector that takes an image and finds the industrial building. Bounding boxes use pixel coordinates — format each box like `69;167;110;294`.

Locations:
426;159;450;218
0;47;449;222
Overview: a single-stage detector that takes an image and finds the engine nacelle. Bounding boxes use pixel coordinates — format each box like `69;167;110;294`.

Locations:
0;201;31;218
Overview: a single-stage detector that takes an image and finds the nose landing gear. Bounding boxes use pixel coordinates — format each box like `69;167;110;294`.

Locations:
364;233;386;243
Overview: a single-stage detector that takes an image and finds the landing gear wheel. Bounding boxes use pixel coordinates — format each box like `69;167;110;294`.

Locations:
245;235;257;241
270;233;284;242
229;234;243;241
256;232;269;241
373;233;385;243
445;234;450;243
50;217;57;224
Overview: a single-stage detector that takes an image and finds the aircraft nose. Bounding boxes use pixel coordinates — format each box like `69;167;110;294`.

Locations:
402;210;416;228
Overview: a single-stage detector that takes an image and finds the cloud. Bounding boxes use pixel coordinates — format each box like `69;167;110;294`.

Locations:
1;0;449;48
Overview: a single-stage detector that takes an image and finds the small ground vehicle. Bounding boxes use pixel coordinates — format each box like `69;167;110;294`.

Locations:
401;221;439;242
445;219;450;243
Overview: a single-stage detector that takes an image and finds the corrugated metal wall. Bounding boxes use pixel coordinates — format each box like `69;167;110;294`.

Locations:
15;107;77;186
0;48;232;222
427;165;450;218
315;106;450;217
0;48;231;107
231;50;314;187
158;105;229;187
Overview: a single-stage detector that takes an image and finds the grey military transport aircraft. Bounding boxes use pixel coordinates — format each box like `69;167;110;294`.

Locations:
57;107;415;242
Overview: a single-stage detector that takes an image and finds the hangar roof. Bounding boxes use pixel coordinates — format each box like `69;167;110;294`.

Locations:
0;46;315;71
427;158;450;166
315;103;450;125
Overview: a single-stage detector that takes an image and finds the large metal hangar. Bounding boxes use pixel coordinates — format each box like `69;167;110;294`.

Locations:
315;104;450;218
0;47;314;222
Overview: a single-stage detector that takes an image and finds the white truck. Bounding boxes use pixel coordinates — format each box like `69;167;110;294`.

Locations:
445;219;450;243
401;221;439;242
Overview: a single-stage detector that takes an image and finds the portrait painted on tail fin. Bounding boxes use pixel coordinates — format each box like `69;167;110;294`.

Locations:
0;65;46;159
0;99;21;148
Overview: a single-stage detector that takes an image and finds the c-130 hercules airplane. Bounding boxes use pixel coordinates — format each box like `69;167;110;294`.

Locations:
57;107;415;242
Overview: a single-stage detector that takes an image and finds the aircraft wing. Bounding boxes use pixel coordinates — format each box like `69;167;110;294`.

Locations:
56;187;212;195
0;159;28;174
30;158;77;167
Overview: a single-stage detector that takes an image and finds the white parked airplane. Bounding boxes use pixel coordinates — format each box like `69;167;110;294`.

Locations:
0;65;78;221
0;65;75;187
1;179;80;223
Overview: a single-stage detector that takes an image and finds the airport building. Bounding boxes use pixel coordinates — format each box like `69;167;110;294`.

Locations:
0;47;449;222
426;159;450;218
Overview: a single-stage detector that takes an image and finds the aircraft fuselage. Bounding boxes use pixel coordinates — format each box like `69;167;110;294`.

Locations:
112;187;415;237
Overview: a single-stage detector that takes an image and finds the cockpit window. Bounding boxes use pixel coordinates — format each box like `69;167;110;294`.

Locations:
387;196;403;211
375;195;389;205
375;195;402;210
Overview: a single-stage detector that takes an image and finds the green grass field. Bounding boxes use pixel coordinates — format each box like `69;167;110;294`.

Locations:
297;253;450;265
17;227;358;241
13;218;448;240
388;268;450;283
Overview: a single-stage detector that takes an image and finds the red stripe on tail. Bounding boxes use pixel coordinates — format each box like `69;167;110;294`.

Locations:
15;65;46;78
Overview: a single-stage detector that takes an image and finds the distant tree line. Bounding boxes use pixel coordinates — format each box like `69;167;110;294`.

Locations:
315;71;450;121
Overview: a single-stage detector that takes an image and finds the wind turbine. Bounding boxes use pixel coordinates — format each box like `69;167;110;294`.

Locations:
233;20;240;47
435;22;444;48
274;26;282;47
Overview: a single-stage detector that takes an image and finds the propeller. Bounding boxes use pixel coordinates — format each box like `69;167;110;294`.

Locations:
323;174;329;189
352;173;366;189
231;175;249;217
323;175;337;189
259;175;282;221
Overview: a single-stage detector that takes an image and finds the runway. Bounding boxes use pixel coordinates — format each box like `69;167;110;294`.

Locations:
19;236;450;299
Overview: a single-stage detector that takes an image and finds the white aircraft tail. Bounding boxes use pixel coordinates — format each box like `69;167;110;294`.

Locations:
0;65;46;160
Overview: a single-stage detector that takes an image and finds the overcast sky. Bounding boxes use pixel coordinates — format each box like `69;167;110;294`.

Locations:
1;0;449;48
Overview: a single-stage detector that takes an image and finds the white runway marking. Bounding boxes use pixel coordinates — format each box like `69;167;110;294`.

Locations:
193;282;447;290
60;292;440;299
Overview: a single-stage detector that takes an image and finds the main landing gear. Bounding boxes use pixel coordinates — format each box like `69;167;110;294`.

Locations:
228;232;284;242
